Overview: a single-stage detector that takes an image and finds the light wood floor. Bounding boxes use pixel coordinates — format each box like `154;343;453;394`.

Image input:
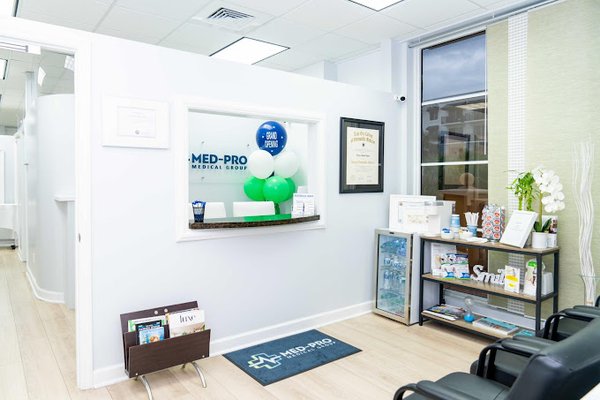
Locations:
0;248;491;400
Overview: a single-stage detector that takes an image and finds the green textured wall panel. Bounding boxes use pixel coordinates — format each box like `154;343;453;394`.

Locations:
487;21;509;210
526;0;600;308
486;0;600;311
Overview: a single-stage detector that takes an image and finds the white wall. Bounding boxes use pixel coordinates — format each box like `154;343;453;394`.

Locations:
15;128;27;260
0;135;16;203
89;34;405;376
26;94;75;297
295;61;338;81
0;135;17;241
336;49;386;92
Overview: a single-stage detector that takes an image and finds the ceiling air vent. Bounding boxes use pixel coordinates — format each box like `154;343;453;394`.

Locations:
198;7;256;31
207;7;253;20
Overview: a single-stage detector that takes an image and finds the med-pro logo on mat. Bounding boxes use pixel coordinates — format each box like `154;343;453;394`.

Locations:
248;353;283;369
225;330;361;385
247;338;335;370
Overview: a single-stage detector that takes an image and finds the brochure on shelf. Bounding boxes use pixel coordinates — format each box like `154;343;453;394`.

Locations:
422;304;466;321
473;317;519;336
504;266;520;293
430;243;456;277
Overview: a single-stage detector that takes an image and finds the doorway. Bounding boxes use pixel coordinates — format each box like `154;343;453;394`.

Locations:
0;34;86;394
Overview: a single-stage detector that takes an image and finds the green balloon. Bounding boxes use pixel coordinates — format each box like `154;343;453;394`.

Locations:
285;178;296;201
244;177;265;201
263;176;290;204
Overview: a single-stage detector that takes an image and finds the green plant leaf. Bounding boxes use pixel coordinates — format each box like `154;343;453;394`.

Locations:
533;218;553;233
542;218;552;232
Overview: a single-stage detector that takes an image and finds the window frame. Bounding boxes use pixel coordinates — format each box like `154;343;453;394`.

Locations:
413;29;488;200
174;96;327;241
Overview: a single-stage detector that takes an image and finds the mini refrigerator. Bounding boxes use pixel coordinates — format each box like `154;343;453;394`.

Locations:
373;229;437;325
373;229;413;324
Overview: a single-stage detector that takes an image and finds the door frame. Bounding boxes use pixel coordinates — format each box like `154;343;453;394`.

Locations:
0;17;94;389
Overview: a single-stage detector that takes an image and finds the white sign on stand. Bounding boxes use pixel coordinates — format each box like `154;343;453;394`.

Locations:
500;210;538;248
292;193;315;217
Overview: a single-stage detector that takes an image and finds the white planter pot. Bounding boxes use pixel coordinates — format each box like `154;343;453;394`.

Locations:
531;232;548;249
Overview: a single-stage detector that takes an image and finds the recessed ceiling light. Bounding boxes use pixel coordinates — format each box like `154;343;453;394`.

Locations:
37;66;46;86
0;0;16;17
0;58;7;80
211;37;288;65
348;0;405;11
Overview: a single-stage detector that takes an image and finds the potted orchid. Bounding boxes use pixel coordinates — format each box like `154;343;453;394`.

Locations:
507;166;565;248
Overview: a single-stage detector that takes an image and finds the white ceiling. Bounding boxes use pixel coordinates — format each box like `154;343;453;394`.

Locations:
16;0;537;73
0;49;74;128
1;0;540;128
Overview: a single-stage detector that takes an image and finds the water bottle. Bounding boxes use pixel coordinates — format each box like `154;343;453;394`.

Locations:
382;269;390;290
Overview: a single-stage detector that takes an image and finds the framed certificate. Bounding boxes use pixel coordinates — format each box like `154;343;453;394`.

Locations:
339;117;384;193
103;96;169;149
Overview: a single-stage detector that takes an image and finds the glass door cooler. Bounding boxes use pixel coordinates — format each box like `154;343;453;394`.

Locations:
373;229;412;324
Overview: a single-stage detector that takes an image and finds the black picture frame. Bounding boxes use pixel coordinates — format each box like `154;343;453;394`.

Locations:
339;117;384;193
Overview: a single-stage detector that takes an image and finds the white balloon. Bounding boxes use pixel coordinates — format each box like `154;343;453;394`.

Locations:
274;151;300;178
248;150;274;179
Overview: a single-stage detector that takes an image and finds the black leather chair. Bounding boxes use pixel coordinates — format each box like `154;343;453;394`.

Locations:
543;296;600;341
544;308;599;341
471;306;600;387
394;317;600;400
546;298;600;341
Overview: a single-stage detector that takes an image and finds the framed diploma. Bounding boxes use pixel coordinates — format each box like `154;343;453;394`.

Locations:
339;117;384;193
102;96;169;149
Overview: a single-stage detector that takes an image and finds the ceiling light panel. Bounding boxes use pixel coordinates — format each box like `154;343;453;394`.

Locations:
0;58;6;80
211;37;288;65
348;0;405;11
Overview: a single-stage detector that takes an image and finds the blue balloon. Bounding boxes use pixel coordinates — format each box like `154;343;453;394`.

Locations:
256;121;287;156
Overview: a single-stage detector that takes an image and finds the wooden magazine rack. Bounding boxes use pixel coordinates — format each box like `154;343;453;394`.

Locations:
120;301;211;400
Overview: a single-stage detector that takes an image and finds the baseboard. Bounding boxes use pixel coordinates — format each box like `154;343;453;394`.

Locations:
17;246;26;262
93;365;128;388
210;301;373;355
25;266;64;304
92;300;373;388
